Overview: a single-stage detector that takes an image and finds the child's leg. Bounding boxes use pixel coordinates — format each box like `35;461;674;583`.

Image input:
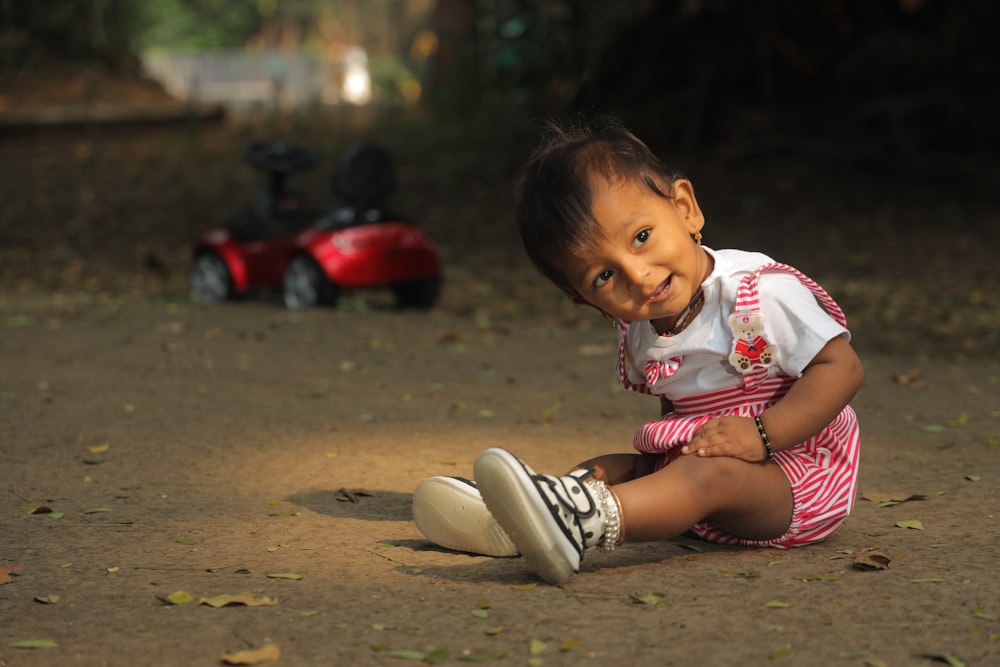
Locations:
570;453;657;484
473;447;793;584
614;454;793;542
412;454;653;558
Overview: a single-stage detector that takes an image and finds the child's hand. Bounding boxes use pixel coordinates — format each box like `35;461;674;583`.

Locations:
683;416;766;462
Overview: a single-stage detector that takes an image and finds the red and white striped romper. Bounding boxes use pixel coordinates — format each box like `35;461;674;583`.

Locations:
618;259;861;548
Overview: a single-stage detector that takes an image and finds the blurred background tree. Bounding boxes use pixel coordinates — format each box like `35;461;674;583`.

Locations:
0;0;996;353
1;0;997;163
0;0;145;73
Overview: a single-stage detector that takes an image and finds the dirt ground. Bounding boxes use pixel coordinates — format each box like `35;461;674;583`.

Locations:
1;113;998;667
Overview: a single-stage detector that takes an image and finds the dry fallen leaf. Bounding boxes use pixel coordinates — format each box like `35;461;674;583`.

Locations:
862;491;927;506
0;564;23;585
200;592;279;608
9;639;59;649
158;590;198;605
889;369;930;388
947;412;969;427
853;547;891;571
630;591;668;605
336;487;373;503
560;638;581;651
919;653;966;667
221;643;281;665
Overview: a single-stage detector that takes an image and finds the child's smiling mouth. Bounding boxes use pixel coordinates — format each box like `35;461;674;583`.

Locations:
646;276;672;304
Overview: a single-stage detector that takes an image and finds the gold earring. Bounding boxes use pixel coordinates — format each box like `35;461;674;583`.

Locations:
693;231;703;244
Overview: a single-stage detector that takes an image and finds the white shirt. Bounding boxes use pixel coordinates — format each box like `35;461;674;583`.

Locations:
619;247;849;401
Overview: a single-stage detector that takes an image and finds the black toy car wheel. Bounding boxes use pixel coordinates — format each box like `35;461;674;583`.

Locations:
190;252;234;302
283;256;339;309
392;274;441;309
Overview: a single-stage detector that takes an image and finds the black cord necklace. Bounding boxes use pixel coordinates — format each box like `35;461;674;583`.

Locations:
658;289;705;337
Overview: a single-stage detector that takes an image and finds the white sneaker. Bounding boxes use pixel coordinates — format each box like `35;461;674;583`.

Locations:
412;476;518;557
473;448;607;585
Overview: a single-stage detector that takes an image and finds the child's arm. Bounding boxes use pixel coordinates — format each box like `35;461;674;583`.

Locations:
682;336;863;461
757;336;863;451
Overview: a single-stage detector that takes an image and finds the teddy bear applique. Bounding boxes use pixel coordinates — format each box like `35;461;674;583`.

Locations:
728;311;776;373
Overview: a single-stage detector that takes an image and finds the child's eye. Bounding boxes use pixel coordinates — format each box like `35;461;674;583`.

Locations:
593;270;613;288
633;229;650;248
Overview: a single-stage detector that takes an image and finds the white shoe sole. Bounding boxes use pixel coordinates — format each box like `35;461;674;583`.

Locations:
474;448;580;585
412;476;517;557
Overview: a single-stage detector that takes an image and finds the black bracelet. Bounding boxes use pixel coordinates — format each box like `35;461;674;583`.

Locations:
754;415;775;462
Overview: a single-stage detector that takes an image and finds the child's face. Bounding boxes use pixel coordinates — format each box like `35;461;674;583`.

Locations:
559;175;712;327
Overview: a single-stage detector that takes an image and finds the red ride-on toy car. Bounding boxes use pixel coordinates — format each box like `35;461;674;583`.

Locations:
189;140;442;309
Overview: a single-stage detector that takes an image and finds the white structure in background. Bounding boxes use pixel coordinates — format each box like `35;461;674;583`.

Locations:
143;48;371;111
338;47;371;105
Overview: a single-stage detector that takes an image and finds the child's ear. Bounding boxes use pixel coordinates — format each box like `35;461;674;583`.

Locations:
671;179;706;234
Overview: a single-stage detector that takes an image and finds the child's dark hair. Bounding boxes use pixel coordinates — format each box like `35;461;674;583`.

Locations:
514;115;685;295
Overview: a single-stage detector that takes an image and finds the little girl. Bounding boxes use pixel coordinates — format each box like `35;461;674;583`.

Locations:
412;116;863;585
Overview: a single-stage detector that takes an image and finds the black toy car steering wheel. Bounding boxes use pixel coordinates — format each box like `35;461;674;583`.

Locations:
243;141;317;199
243;141;317;174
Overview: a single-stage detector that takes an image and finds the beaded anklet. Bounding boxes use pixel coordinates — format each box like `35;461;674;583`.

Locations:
587;479;622;552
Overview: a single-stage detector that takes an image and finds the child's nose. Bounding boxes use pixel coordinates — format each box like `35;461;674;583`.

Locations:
620;259;649;289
